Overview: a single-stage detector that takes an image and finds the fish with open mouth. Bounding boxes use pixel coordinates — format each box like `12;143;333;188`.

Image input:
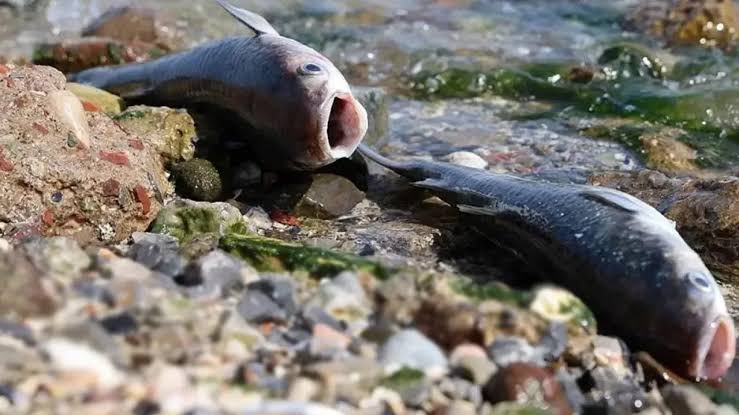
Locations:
70;0;368;171
358;144;736;380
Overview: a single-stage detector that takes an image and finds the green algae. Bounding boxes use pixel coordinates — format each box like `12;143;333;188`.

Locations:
220;226;389;279
380;367;426;391
450;277;531;306
151;205;225;244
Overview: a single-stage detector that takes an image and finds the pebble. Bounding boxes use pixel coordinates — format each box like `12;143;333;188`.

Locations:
443;400;477;415
293;174;366;219
248;274;297;314
130;232;186;277
179;250;256;299
379;329;448;378
42;338;123;391
482;363;572;415
99;311;139;335
237;290;289;324
48;90;92;149
240;400;345;415
21;237;91;280
0;320;35;345
306;271;370;332
661;385;737;415
0;252;60;318
450;344;497;385
445;151;489;169
488;336;543;368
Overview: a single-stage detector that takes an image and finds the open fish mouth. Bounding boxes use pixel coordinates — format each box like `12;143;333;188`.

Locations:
693;316;736;380
323;92;368;161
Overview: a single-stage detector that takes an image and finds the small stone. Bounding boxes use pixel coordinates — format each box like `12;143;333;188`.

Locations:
99;311;138;335
179;250;255;299
483;363;572;415
0;252;59;318
237;290;287;324
287;377;322;401
114;105;196;162
102;179;121;197
450;344;498;385
42;338;124;392
240;401;345;415
248;275;297;316
529;285;596;333
592;335;628;373
445;151;488;169
129;232;185;277
21;236;91;280
662;385;735;415
443;401;477;415
82;6;183;52
640;129;697;172
66;83;123;115
310;323;352;358
48;89;92;148
171;159;223;202
306;271;370;332
537;322;568;362
379;329;448;378
0;320;35;345
293;174;366;219
0;149;12;172
488;336;543;368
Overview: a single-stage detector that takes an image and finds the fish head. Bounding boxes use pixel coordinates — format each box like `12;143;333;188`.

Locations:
252;35;368;170
649;245;736;381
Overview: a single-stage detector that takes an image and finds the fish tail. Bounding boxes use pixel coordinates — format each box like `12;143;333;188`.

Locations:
357;144;435;182
69;63;154;99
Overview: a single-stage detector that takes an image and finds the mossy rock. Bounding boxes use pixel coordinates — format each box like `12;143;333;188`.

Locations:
171;158;223;202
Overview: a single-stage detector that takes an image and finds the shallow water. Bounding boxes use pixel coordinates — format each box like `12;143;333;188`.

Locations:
2;0;738;171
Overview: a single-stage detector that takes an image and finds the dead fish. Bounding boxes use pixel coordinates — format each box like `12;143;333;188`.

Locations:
358;144;736;380
70;0;368;171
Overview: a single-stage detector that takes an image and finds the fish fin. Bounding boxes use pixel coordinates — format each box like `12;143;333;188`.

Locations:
580;187;652;214
215;0;279;36
457;204;500;216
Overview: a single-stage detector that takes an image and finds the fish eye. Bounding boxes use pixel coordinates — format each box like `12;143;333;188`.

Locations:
298;63;324;76
686;271;712;293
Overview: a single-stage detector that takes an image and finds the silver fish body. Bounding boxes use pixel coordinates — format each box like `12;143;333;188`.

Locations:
71;1;368;171
359;144;735;380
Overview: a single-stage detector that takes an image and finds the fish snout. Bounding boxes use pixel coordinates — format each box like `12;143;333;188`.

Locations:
693;316;736;380
316;92;368;165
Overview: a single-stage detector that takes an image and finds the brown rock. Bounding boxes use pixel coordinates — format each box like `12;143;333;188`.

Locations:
82;6;183;52
32;37;162;74
482;363;572;415
293;174;366;219
640;128;697;172
0;65;172;244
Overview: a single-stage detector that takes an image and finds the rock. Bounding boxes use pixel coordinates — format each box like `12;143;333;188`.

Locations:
380;367;431;408
528;286;596;334
179;250;255;299
581;366;647;414
488;336;543;368
353;86;389;145
293;174;366;219
20;236;91;280
99;257;169;309
443;401;477;415
482;363;572;415
305;271;371;332
58;321;126;367
379;329;448;378
0;320;35;345
215;309;263;360
42;338;124;392
239;401;345;415
66;82;124;115
32;37;161;73
597;42;667;80
150;199;243;244
99;311;138;336
48;89;92;148
249;274;297;312
304;358;384;404
592;336;629;375
171;159;223;202
0;66;172;244
487;402;553;415
310;323;352;358
662;385;736;415
450;344;498;385
445;151;488;169
114;105;196;163
129;232;186;277
628;0;738;50
640;128;697;172
237;290;289;324
0;252;59;318
82;6;183;52
537;323;568;362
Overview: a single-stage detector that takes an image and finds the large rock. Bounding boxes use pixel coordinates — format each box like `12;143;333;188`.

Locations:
0;65;173;244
